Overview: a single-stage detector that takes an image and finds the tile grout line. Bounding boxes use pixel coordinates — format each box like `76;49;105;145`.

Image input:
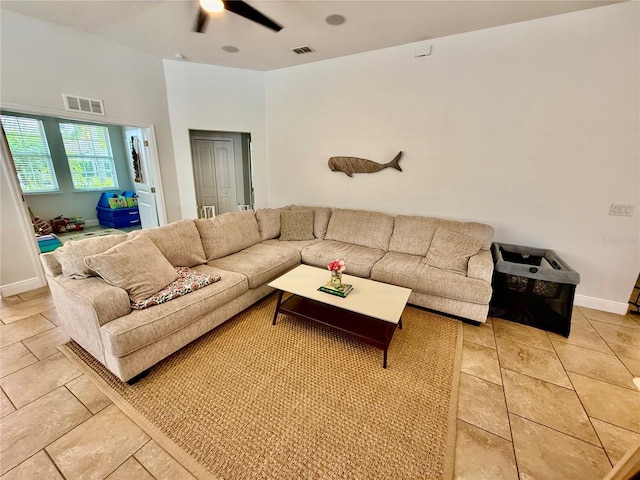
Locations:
0;384;18;413
552;337;614;466
43;448;67;480
132;440;161;480
546;339;639;392
581;313;640;380
491;319;521;480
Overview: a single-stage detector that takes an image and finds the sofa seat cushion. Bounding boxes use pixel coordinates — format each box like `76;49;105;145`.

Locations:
301;240;386;278
208;243;300;289
262;238;322;252
371;252;492;304
100;266;247;358
130;267;221;310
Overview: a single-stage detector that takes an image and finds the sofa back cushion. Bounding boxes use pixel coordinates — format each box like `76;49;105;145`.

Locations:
129;219;206;267
54;234;128;279
325;209;394;251
389;215;494;255
388;216;440;257
195;210;262;261
256;207;288;241
436;219;494;250
423;227;482;275
289;205;332;239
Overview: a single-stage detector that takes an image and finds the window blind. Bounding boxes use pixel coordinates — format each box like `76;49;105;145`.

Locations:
0;115;59;193
59;123;118;190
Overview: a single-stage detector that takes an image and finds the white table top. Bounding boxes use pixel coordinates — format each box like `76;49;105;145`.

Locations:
268;264;412;324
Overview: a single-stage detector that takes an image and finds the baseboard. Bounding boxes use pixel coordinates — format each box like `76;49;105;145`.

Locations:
574;294;629;315
1;276;47;298
84;219;99;227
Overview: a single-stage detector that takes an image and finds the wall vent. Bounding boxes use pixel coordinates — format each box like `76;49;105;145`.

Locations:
62;94;105;116
291;45;315;55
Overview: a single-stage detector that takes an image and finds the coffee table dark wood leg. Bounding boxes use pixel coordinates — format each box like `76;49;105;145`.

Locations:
399;317;403;330
382;323;397;368
272;290;284;325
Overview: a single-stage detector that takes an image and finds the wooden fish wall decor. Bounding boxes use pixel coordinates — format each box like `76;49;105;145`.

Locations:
328;151;402;177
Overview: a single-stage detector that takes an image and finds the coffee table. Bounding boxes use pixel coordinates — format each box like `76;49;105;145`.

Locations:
268;264;412;368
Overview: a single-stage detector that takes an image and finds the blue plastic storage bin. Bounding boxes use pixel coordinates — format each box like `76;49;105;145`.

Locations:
96;206;140;228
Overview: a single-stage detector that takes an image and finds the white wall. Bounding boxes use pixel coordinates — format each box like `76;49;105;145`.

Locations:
162;60;267;219
0;10;180;294
265;3;639;312
1;140;45;295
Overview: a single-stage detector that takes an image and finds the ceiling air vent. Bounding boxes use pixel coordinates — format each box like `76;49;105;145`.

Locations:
291;45;315;55
62;94;105;116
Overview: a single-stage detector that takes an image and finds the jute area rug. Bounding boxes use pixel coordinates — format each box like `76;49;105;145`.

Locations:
61;293;462;480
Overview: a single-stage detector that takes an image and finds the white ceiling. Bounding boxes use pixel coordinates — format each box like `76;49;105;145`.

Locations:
1;0;622;71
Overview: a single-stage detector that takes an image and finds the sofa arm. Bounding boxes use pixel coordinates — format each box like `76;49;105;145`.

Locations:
467;250;494;283
40;252;62;277
48;275;131;365
52;275;131;327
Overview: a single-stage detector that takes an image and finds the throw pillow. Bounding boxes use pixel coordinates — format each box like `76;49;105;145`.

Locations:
279;210;315;241
290;206;332;239
54;234;128;279
84;237;178;303
131;267;221;310
424;227;482;275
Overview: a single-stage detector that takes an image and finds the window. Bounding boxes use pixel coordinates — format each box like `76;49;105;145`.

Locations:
59;123;118;190
1;115;59;193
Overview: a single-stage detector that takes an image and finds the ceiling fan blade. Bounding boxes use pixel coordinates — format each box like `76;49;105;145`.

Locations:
223;0;283;32
194;6;209;33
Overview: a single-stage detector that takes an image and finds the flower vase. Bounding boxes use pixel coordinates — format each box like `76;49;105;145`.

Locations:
330;271;343;289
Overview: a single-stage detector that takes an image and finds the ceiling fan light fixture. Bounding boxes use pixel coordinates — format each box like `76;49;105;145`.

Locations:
200;0;225;14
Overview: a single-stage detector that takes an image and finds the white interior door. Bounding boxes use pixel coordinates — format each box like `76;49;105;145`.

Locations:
125;127;159;228
193;139;218;215
212;139;237;214
192;138;237;215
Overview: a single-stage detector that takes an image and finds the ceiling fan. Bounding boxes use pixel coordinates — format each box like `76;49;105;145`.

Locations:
194;0;283;33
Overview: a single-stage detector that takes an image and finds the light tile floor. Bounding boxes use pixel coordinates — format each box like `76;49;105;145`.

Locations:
1;286;639;479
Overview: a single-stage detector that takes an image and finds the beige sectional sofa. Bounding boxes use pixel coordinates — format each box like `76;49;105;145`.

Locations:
40;206;494;382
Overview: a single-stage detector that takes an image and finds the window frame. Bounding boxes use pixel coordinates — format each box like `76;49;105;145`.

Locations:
0;114;60;195
58;122;120;192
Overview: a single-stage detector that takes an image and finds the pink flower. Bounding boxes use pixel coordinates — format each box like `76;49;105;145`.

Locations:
327;259;346;273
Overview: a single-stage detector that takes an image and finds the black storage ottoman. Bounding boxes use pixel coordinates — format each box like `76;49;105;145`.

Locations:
490;243;580;337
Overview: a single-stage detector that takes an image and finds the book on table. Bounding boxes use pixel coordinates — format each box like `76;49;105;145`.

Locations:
318;282;353;298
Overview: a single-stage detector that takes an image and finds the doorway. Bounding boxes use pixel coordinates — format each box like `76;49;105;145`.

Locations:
190;130;253;217
0;107;167;296
124;127;161;228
